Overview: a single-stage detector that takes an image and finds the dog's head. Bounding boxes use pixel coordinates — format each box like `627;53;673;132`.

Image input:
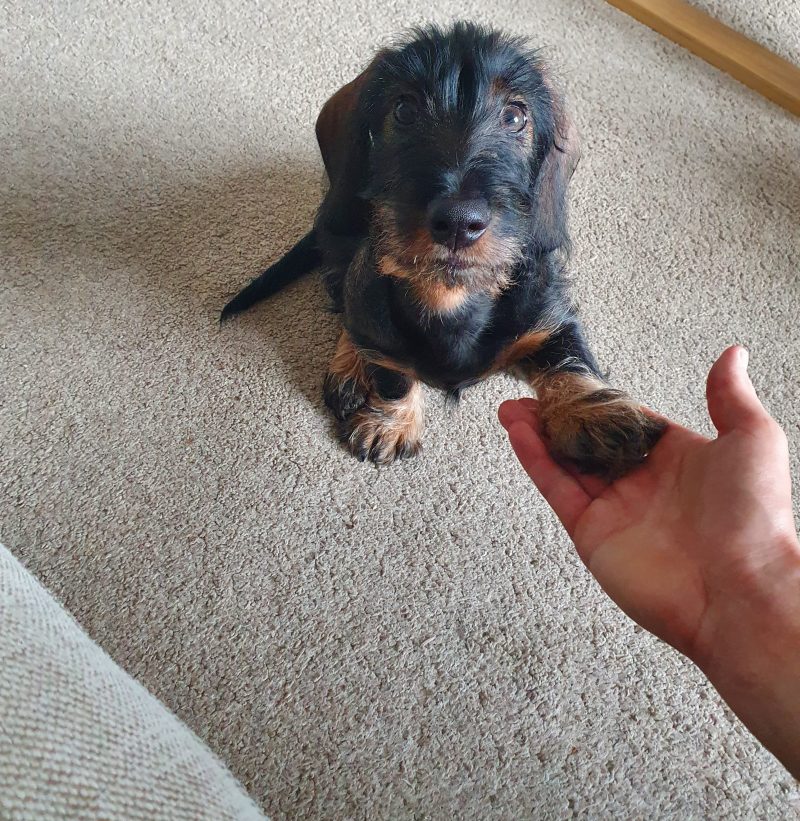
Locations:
316;23;579;293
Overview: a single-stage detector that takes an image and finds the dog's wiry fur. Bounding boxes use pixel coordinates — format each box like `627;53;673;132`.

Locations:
222;22;665;477
346;382;425;465
530;370;663;479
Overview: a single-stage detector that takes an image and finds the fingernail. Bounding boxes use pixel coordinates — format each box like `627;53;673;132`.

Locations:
497;402;514;429
738;346;749;370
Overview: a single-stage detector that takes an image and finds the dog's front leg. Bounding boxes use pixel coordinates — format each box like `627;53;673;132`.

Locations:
323;330;424;464
518;322;666;479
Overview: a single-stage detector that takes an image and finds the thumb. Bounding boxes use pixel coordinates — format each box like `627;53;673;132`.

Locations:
706;345;766;435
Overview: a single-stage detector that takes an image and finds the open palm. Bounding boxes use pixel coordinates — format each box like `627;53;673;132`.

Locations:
499;346;799;665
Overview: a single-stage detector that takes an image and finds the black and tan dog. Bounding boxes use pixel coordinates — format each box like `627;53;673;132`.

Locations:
222;22;664;477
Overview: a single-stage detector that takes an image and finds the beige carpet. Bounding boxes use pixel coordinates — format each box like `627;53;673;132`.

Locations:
2;1;799;818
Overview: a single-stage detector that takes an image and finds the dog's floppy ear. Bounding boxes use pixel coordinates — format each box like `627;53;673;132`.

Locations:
315;65;373;180
315;55;384;237
530;81;581;253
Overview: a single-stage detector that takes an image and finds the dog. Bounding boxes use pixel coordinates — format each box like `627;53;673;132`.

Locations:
221;22;665;478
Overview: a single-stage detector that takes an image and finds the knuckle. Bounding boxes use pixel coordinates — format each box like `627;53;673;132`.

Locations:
769;420;789;450
711;371;736;393
751;415;787;446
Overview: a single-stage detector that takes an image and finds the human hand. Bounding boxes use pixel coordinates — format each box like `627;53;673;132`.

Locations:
499;346;800;775
499;345;799;659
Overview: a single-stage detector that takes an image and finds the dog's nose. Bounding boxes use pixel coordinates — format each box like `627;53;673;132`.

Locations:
427;198;490;250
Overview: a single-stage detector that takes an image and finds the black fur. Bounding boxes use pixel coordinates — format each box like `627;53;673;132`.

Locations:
321;23;590;392
222;23;662;474
224;24;586;381
220;231;320;321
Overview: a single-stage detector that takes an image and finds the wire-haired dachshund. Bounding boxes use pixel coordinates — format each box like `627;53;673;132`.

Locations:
222;22;664;477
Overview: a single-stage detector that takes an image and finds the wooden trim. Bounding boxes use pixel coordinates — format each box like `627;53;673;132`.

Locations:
606;0;800;116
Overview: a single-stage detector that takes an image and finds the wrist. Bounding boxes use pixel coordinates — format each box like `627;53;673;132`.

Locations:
694;540;800;777
696;537;800;675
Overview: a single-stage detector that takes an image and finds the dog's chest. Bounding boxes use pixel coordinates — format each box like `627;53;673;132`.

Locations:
395;292;506;385
345;259;552;390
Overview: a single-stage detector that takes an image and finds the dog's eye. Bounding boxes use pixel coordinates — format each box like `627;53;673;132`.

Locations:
501;103;527;133
393;97;418;126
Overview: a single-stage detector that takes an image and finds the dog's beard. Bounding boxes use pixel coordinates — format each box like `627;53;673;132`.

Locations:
372;203;522;294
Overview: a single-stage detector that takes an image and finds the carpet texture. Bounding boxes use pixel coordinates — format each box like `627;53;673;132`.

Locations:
1;1;799;818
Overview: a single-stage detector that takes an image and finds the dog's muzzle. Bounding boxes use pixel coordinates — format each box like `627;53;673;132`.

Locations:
426;197;490;251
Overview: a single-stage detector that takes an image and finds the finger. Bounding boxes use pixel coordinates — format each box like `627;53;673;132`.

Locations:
559;460;610;497
500;400;608;496
505;419;591;538
706;346;768;435
498;399;540;432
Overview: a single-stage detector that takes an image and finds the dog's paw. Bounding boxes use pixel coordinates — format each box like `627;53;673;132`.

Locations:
541;387;666;479
341;392;423;465
343;406;422;465
324;372;368;421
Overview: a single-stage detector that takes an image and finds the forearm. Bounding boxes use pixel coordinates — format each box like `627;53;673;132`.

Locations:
696;544;800;779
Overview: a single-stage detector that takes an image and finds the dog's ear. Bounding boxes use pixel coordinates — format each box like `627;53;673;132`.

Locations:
530;82;581;253
315;64;373;180
315;56;384;237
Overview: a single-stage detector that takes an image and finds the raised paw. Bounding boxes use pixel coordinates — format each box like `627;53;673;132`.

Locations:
340;387;424;465
540;382;666;479
324;371;367;421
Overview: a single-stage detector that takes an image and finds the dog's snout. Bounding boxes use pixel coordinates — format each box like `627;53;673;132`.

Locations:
427;198;490;250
